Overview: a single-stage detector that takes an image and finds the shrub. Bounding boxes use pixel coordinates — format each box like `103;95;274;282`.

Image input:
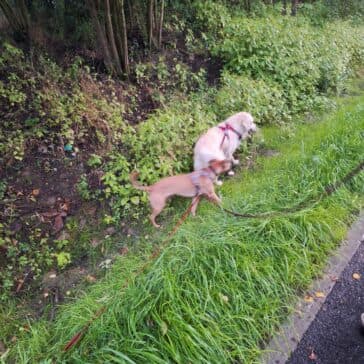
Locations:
214;72;289;123
211;16;364;114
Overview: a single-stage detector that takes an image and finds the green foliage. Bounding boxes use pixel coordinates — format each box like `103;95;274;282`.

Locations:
192;0;232;44
134;57;207;96
53;252;71;269
0;43;125;166
0;230;54;301
211;16;363;114
215;72;290;123
300;0;364;24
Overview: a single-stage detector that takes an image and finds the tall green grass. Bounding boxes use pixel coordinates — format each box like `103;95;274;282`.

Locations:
11;96;364;363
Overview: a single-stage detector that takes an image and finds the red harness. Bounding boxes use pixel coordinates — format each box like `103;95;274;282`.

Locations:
219;123;242;148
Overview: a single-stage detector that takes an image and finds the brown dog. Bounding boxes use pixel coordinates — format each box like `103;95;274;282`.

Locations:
130;159;232;228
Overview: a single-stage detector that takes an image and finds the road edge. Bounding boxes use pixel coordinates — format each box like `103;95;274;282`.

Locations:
261;211;364;364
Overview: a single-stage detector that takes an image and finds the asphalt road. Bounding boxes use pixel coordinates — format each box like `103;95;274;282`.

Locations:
287;241;364;364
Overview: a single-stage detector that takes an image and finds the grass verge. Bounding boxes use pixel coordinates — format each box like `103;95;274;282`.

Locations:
8;95;364;363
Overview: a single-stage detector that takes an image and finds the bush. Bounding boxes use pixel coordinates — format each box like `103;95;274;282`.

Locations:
211;16;364;114
214;72;289;123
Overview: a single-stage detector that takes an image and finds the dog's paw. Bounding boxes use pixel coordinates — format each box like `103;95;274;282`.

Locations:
232;159;240;165
215;180;223;186
227;170;235;176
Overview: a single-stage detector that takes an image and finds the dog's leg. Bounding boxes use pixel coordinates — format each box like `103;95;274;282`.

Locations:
190;195;201;216
149;195;166;228
206;187;222;205
209;192;222;204
229;155;239;176
215;177;223;186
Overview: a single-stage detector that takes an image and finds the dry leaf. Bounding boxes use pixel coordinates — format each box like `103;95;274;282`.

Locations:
42;211;60;218
86;275;97;283
91;238;101;247
315;291;325;298
304;295;314;303
308;350;317;361
120;246;129;255
219;293;229;303
161;321;168;336
353;273;361;280
53;215;64;233
60;202;70;212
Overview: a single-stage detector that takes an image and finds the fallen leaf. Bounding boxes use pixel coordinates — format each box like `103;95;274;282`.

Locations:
353;273;361;280
315;291;325;298
105;227;116;235
330;275;338;282
120;246;129;255
32;189;40;196
91;238;101;247
42;211;60;218
53;214;64;233
161;321;168;336
86;275;97;283
15;279;25;293
60;202;70;212
309;350;317;361
219;293;229;303
304;295;314;303
10;336;17;343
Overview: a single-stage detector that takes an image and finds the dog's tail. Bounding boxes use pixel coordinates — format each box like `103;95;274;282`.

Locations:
130;171;151;192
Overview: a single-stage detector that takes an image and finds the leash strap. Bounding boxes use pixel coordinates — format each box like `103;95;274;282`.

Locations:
221;159;364;219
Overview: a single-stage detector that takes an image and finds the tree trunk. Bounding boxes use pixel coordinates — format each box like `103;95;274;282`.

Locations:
87;0;115;74
291;0;298;16
117;0;130;76
282;0;287;15
157;0;164;48
148;0;154;50
105;0;123;75
0;0;29;41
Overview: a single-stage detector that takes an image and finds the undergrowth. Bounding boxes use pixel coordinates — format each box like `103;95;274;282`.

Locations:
9;94;364;363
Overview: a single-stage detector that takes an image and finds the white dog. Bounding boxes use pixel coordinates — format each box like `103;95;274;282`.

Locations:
193;112;257;184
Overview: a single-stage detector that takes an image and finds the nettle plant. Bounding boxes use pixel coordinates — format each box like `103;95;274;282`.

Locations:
214;72;290;123
212;16;363;114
